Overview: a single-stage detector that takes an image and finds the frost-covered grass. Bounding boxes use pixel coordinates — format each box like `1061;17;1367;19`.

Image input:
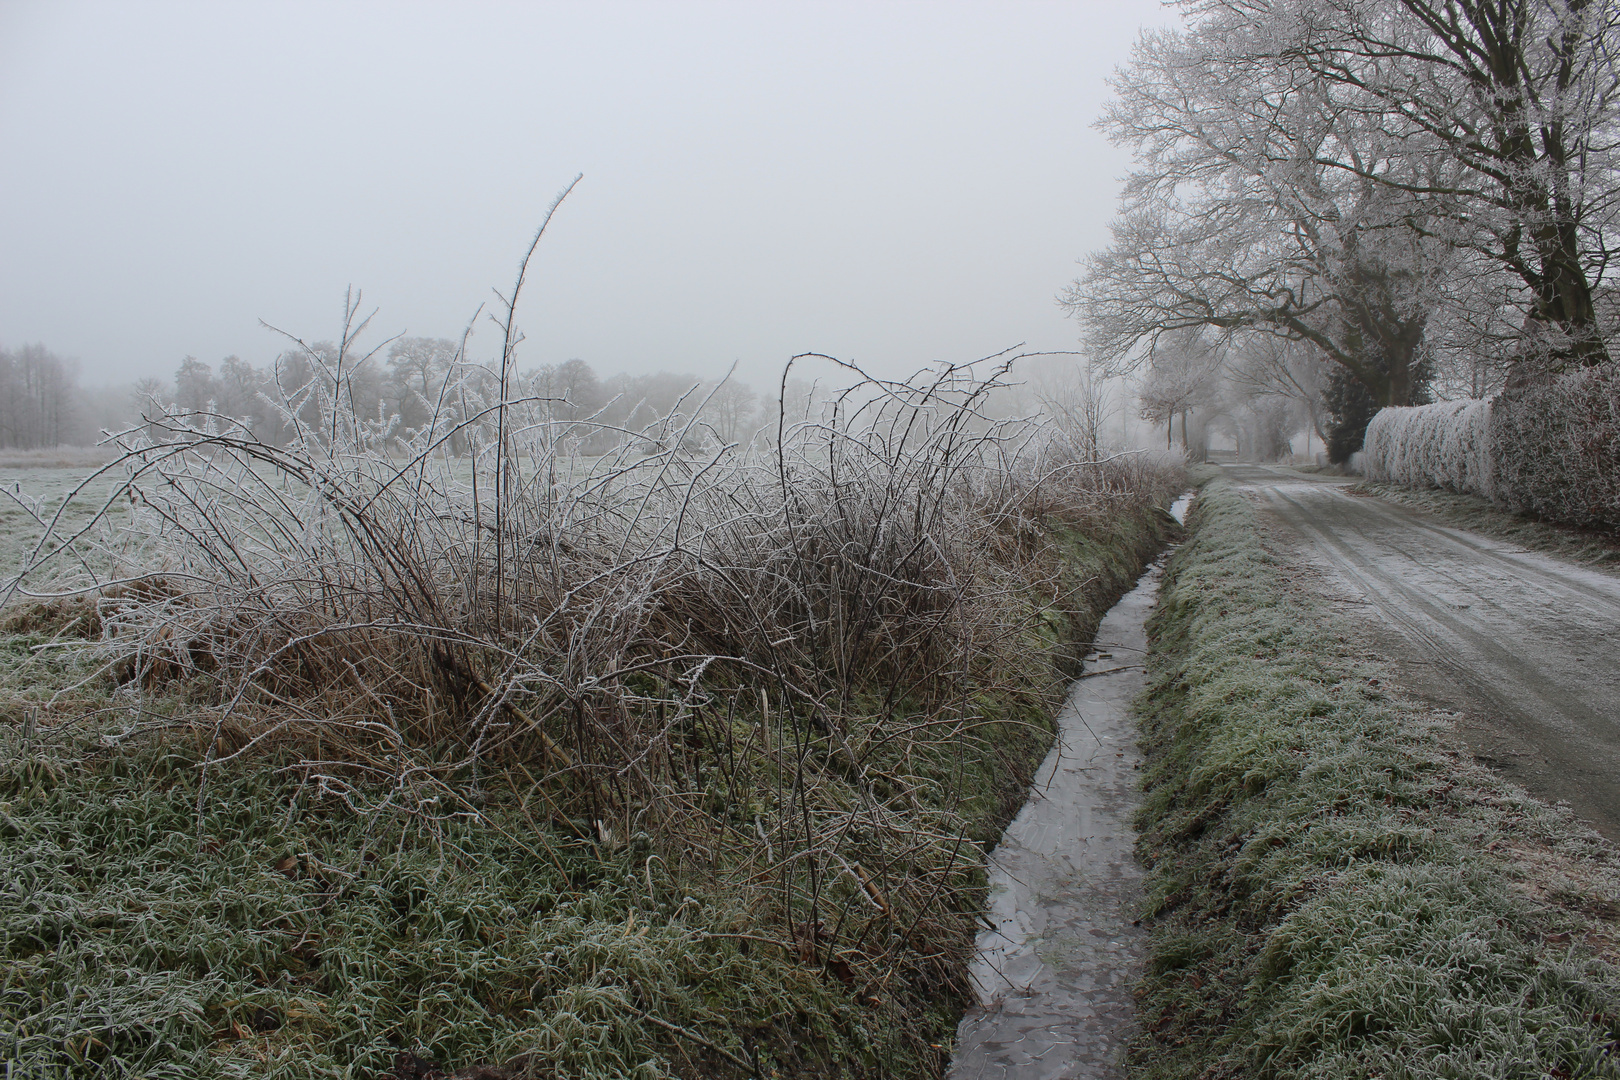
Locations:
1130;477;1620;1079
0;469;127;582
1355;481;1620;569
0;498;1174;1080
2;714;919;1079
0;448;123;470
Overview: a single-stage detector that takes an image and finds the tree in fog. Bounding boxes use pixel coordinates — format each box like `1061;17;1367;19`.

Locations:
172;356;216;413
1282;0;1620;369
1067;8;1462;411
216;355;273;433
0;344;80;449
773;378;828;428
1210;375;1302;462
1034;367;1116;460
532;358;605;422
704;376;760;444
1227;337;1334;453
1137;330;1223;451
385;337;459;433
601;371;703;432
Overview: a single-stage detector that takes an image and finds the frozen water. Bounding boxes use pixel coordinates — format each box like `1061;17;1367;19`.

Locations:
947;560;1165;1079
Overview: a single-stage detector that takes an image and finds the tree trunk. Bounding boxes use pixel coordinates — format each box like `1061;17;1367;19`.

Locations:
1422;0;1611;370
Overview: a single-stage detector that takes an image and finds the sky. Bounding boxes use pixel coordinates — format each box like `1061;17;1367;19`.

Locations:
0;0;1179;388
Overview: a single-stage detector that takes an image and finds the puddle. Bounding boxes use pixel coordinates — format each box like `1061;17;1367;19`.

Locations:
946;556;1169;1079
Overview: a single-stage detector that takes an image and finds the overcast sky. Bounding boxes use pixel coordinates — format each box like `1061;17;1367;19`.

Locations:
1;0;1177;388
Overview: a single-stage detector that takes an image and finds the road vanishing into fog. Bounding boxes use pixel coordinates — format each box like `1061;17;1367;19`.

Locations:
1225;464;1620;840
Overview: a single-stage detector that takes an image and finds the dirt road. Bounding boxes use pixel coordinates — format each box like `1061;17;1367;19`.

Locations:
1226;464;1620;840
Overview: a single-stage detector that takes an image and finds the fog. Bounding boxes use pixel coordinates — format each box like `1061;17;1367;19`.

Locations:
0;0;1174;390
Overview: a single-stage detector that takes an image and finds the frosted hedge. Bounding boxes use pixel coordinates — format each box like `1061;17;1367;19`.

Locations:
1363;399;1494;498
1362;363;1620;531
1491;364;1620;530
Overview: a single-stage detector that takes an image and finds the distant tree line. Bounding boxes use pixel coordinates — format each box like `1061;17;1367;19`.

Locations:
126;340;789;453
0;344;81;449
0;331;839;454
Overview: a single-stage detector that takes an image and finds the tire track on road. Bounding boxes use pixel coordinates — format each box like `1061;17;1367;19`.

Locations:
1229;465;1620;836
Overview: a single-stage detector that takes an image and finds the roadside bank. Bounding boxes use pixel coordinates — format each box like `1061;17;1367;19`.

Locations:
1129;476;1620;1079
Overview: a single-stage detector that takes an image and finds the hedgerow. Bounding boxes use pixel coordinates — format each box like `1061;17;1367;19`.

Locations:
1490;365;1620;531
1362;399;1494;499
1359;364;1620;531
0;345;1183;1078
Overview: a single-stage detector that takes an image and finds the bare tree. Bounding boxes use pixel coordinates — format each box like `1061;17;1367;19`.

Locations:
215;355;275;435
1137;329;1224;451
528;358;598;417
704;373;760;445
386;337;460;434
0;344;81;449
1033;365;1116;460
1288;0;1620;369
601;370;705;432
172;356;216;413
1227;336;1334;448
1066;10;1464;408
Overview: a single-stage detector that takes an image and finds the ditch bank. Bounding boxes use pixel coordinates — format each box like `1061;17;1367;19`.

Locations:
1129;476;1620;1079
0;482;1184;1080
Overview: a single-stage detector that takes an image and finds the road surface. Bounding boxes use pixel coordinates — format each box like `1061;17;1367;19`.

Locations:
1226;464;1620;839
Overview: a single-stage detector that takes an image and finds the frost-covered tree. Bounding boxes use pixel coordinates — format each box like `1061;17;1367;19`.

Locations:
704;376;760;445
1035;366;1117;461
386;337;460;434
1168;0;1620;371
0;344;80;449
1137;330;1224;451
1227;336;1333;448
1286;0;1620;370
1066;6;1465;410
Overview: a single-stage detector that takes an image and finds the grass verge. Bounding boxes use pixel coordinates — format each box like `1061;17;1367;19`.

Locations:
1;485;1177;1080
1130;476;1620;1079
1350;480;1620;570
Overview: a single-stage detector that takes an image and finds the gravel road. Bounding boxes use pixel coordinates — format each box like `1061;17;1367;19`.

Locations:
1228;464;1620;839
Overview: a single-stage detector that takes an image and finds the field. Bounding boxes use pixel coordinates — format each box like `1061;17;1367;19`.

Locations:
1;467;128;583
